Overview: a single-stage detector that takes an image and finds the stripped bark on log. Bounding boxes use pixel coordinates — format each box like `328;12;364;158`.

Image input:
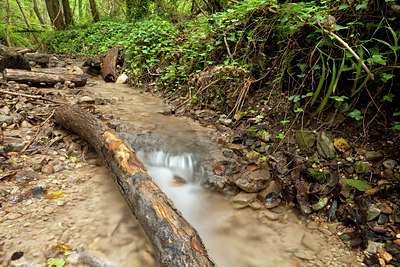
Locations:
53;105;215;267
101;47;118;82
3;68;87;87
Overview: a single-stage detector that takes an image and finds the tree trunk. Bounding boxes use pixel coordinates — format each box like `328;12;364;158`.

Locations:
5;0;11;46
88;0;100;22
45;0;67;29
101;47;119;82
53;105;215;267
3;68;87;87
62;0;74;26
33;0;46;26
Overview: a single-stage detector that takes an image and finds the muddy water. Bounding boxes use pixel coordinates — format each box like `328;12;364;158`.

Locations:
81;80;358;267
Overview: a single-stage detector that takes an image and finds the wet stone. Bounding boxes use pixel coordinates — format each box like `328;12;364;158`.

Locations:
377;214;388;225
365;151;384;161
41;164;54;174
235;169;270;193
302;233;321;252
5;212;22;220
232;192;257;209
0;115;13;125
316;132;336;159
318;226;332;236
258;210;279;221
306;221;319;230
367;204;381;221
292;249;316;260
295;130;316;149
78;96;95;104
383;159;396;170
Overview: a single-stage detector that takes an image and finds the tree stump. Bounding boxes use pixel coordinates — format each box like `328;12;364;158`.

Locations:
53;105;215;267
0;45;31;72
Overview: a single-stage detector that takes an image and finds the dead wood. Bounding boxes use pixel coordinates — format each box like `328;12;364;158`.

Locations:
3;68;87;87
101;47;118;82
53;105;215;267
0;45;31;72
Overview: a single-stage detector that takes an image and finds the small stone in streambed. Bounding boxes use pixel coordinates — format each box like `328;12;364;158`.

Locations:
306;221;319;230
367;204;381;221
383;159;396;170
316;132;336;159
235;169;270;193
377;214;388;225
78;96;95;104
301;233;321;252
265;192;281;209
232;192;257;209
378;202;393;214
5;212;22;220
258;210;279;221
222;149;235;158
365;151;384;161
292;249;316;260
366;241;379;254
0;115;13;125
41;164;55;174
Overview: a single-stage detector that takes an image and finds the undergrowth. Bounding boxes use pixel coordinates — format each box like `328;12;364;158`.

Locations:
42;0;400;131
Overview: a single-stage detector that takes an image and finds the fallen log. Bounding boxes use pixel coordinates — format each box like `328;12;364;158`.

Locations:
53;105;215;267
3;68;87;87
101;47;118;82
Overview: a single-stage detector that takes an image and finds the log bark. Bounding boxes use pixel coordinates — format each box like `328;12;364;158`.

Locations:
101;47;118;82
53;105;215;267
3;69;87;87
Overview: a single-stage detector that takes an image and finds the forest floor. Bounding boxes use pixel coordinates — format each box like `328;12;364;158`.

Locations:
0;57;398;266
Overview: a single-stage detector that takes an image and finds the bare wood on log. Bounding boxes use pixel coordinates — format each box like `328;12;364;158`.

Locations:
101;47;118;82
53;105;215;267
3;68;87;87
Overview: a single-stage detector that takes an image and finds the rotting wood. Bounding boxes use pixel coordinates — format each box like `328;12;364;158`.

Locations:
53;105;215;267
101;46;118;82
3;68;87;87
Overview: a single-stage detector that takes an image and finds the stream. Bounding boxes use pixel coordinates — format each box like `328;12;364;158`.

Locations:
82;80;359;267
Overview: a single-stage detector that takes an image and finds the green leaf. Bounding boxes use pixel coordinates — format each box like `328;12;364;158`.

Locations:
294;107;304;113
344;179;371;191
311;197;329;211
383;93;394;102
367;54;387;66
307;168;326;182
47;258;65;267
348;109;363;121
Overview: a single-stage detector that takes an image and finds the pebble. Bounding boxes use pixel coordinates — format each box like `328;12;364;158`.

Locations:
302;233;321;252
0;211;6;217
41;164;55;174
366;241;379;254
377;247;392;263
318;226;332;236
249;200;264;210
258;210;279;221
365;151;384;161
367;204;381;221
56;200;66;206
43;206;55;214
5;213;22;220
0;115;13;125
306;221;319;230
383;159;396;170
378;203;393;214
78;96;95;104
292;249;316;260
232;192;257;209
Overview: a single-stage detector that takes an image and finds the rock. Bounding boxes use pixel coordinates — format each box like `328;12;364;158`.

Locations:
0;106;10;115
378;203;393;214
235;169;271;193
78;96;95;104
295;130;316;149
316;132;336;159
301;233;321;252
258;210;279;221
365;151;384;161
5;212;22;220
377;247;393;263
377;214;388;225
0;115;13;125
354;161;370;174
68;66;84;75
317;226;332;236
41;164;55;174
43;206;55;214
249;200;264;210
232;192;257;209
116;73;129;84
292;249;316;260
20;120;33;128
383;159;396;170
306;221;319;230
259;180;281;209
367;204;381;221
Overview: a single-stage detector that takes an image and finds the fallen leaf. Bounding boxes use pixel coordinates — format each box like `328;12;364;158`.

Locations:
334;138;350;152
213;164;226;175
344;179;371;191
47;257;65;267
45;192;65;199
0;170;17;181
52;244;74;255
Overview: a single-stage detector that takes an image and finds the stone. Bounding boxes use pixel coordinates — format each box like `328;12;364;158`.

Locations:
78;96;95;104
43;206;54;214
383;159;396;170
235;169;271;193
5;212;22;220
316;132;336;159
377;214;388;225
295;130;316;149
41;164;55;174
317;226;332;236
249;200;264;210
365;151;384;161
116;73;129;84
20;120;32;128
232;192;257;209
378;203;393;214
292;249;316;260
377;247;393;263
0;115;13;125
258;210;279;221
301;233;321;252
306;221;319;230
367;204;381;221
354;161;370;174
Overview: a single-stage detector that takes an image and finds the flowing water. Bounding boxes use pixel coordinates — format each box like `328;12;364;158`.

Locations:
82;80;358;267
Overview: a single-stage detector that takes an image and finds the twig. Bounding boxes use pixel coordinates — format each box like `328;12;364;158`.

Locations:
322;28;375;80
19;110;55;155
224;36;235;63
0;89;65;104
